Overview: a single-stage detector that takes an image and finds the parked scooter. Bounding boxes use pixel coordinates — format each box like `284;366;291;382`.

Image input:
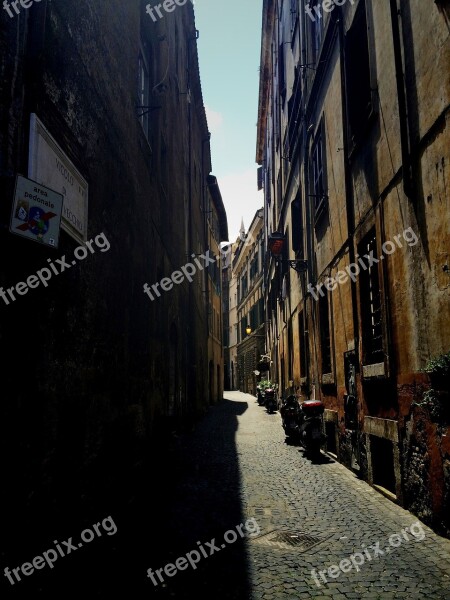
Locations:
280;395;301;439
297;399;326;457
265;387;277;413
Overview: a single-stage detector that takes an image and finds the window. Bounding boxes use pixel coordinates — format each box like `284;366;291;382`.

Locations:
250;304;258;331
246;299;264;331
274;96;280;150
288;320;293;381
358;229;383;365
266;169;272;205
241;318;248;340
287;67;301;159
290;0;299;35
299;311;307;378
208;258;221;295
258;297;264;325
138;45;152;141
280;227;289;282
309;1;324;63
278;43;286;102
250;254;260;282
257;166;263;191
319;292;332;375
345;0;374;148
269;281;277;313
208;302;213;333
277;171;282;219
240;274;248;301
291;196;303;255
311;120;327;219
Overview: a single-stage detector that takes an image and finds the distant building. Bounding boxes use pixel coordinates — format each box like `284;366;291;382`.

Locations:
206;175;228;404
223;238;239;391
234;209;265;395
257;0;450;534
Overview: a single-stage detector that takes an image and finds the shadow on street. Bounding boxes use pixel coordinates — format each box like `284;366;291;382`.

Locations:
2;398;251;599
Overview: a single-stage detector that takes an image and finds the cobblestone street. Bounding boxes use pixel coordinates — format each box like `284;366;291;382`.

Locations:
146;391;450;599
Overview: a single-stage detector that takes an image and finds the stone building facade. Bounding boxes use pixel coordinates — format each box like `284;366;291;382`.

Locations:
206;175;228;404
256;0;450;534
222;238;238;391
0;0;224;548
235;209;266;395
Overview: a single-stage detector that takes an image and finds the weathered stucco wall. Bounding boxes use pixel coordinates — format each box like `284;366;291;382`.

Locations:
0;0;215;551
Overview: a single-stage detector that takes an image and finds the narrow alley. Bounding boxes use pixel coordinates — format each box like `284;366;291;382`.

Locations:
1;2;449;598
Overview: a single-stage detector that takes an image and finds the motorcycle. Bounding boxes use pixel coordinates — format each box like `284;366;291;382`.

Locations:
297;399;326;458
280;395;301;439
265;387;277;413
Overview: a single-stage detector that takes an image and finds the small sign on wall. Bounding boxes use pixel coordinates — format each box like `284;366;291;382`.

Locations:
10;175;63;248
28;114;88;244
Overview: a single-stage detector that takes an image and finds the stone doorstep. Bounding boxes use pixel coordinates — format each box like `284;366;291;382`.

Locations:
372;484;398;503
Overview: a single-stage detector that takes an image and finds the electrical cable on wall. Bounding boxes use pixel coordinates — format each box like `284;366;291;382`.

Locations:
152;36;170;94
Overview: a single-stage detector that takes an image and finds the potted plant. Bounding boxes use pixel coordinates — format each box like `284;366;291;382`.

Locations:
424;351;450;391
414;351;450;422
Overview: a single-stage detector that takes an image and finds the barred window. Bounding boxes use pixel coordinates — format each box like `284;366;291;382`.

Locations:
345;0;374;148
319;292;332;374
358;229;383;364
311;120;327;219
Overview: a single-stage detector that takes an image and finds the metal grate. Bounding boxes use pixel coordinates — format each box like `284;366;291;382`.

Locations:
250;530;327;552
251;508;286;517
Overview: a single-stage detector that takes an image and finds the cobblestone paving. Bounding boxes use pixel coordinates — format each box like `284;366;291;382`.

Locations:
228;392;450;599
150;391;450;599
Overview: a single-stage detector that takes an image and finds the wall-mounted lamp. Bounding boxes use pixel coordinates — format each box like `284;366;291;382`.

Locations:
268;232;308;273
246;326;266;338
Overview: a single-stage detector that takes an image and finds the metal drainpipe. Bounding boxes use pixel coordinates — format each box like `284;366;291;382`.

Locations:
389;0;414;201
274;5;289;391
303;121;315;399
338;14;359;361
338;13;362;464
299;4;313;399
277;10;283;234
202;135;211;339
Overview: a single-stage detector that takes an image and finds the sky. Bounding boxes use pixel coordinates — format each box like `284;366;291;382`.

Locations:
193;0;264;243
